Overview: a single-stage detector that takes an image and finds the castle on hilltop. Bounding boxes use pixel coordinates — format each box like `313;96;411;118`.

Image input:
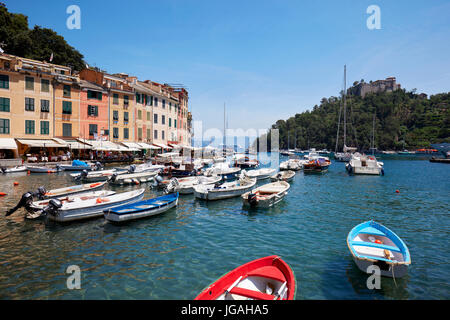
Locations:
348;77;401;97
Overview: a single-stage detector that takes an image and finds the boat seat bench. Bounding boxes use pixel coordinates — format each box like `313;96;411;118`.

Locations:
229;287;274;300
350;241;401;253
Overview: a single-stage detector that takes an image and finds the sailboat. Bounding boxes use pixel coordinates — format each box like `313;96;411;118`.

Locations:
334;65;357;162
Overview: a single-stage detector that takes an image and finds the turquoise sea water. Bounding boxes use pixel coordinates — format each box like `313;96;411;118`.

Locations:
0;154;449;300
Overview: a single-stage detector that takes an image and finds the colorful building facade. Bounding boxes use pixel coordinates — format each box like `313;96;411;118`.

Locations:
0;52;192;157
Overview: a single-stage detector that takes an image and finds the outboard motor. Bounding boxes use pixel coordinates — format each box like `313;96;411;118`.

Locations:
247;192;258;207
109;173;118;183
35;186;47;200
152;174;164;188
56;164;62;172
1;167;6;173
164;178;179;194
94;162;103;171
6;192;34;216
42;198;62;217
128;164;136;174
76;170;88;181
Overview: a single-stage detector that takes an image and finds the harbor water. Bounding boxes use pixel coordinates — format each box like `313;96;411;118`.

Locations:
0;154;449;299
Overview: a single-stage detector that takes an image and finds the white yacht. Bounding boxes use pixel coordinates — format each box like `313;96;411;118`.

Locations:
346;153;384;175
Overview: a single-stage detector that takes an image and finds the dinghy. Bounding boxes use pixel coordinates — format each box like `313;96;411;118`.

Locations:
104;192;178;223
26;165;60;173
32;182;107;200
242;181;290;208
1;166;27;173
193;175;256;200
108;171;157;185
31;189;145;222
195;255;296;300
270;170;295;182
242;168;276;180
57;160;97;171
165;175;222;194
347;220;411;278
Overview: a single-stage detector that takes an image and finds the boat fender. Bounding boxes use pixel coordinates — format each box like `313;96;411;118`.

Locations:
42;198;62;216
6;192;34;216
13;181;19;186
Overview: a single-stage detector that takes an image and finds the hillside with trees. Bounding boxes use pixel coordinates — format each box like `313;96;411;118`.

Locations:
255;89;450;152
0;4;85;71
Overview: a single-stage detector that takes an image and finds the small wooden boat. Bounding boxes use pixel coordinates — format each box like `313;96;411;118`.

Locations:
193;176;257;201
33;189;145;222
270;170;295;182
303;158;331;173
165;175;222;194
26;165;60;173
242;168;276;180
242;181;290;208
36;182;107;199
104;193;178;223
347;220;411;278
108;171;157;185
195;255;296;300
1;166;27;173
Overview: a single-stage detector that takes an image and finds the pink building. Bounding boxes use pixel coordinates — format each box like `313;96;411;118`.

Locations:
79;80;109;141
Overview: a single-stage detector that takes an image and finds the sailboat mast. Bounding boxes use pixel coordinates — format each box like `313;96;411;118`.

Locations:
223;102;226;154
372;112;375;155
343;65;347;150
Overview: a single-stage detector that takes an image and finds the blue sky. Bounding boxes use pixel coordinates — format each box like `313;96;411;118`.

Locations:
3;0;450;135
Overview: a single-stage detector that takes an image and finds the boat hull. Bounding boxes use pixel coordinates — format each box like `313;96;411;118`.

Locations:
104;194;178;223
195;255;296;300
352;257;409;278
42;182;106;199
47;190;145;222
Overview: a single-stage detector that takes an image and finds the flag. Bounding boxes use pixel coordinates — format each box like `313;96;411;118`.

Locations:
49;52;53;62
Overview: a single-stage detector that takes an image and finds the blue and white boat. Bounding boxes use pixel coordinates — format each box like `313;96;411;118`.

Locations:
104;193;179;223
347;220;411;278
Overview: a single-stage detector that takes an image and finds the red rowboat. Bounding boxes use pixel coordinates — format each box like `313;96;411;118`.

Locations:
195;255;296;300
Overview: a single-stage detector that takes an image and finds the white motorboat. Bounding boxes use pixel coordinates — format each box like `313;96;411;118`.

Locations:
35;181;107;199
242;168;276;180
29;190;116;211
165;175;222;194
346;153;384;175
279;159;303;171
108;171;158;185
124;163;165;173
32;189;145;222
70;169;117;182
1;166;27;173
193;175;257;200
270;170;295;182
26;165;60;173
204;162;241;180
242;181;290;208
